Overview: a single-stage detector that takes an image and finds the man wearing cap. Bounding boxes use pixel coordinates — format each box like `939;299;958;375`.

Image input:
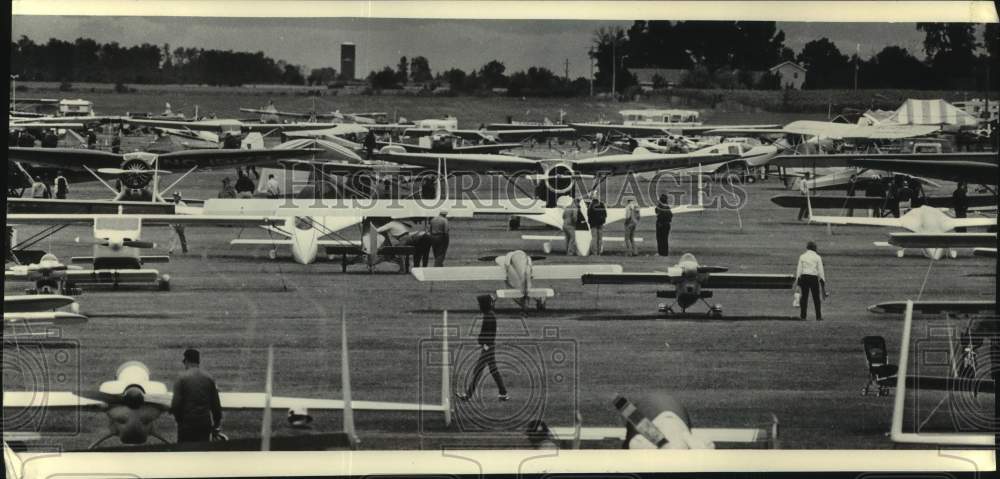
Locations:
167;192;189;254
170;349;223;444
429;210;450;267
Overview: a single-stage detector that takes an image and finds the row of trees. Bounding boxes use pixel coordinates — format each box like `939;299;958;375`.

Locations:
10;36;317;86
592;21;997;91
367;58;591;97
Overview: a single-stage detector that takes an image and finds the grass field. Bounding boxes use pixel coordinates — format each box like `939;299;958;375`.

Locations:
4;161;995;450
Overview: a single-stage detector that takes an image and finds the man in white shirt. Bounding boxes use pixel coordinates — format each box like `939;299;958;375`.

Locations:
794;241;828;320
265;174;281;199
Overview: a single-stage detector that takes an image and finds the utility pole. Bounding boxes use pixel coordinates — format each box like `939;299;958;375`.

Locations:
853;43;860;90
564;58;570;81
10;74;18;111
611;39;616;99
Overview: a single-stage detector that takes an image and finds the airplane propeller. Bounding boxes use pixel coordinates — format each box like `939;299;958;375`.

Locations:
75;237;157;249
96;168;173;176
478;255;546;262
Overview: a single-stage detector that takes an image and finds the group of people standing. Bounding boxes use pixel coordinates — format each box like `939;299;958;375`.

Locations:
560;194;674;257
30;171;69;199
375;210;451;267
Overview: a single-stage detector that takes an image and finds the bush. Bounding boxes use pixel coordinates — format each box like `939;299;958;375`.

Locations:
114;82;136;93
14;85;29;92
58;81;73;92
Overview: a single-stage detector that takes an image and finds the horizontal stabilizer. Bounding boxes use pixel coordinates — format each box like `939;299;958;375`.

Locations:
496;288;554;299
597;236;644;243
412;266;506;282
531;264;623;280
868;300;997;315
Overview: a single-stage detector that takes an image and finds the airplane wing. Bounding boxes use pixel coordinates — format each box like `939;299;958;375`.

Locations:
782;120;939;139
216;392;445;412
378;151;539;173
904;376;995;394
8;147;124;170
452;143;524;154
411;266;507;282
9;122;88;130
549;426;775;446
704;128;788;135
701;273;796;289
946;216;998;231
6;198;177;215
770;152;994;168
4;311;88;325
569;152;738;176
867;300;996;315
581;272;676;284
155;148;323;170
808;214;905;228
489;128;577;142
888;233;998;249
848;159;998;185
6;213;280;227
771;195;884;209
2;391;106;409
3;295;76;312
66;269;161;283
671;124;782;134
531;264;623;280
126;118;227;132
242;122;345;133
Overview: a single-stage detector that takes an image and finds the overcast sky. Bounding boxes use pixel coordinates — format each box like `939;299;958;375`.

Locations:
11;16;936;79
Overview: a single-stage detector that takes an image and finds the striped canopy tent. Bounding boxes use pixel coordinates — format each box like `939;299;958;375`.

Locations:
889;99;981;127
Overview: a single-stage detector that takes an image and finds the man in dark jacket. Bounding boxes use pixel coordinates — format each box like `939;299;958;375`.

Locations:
41;129;59;148
363;131;377;160
587;198;608;255
235;168;256;198
456;295;509;402
953;182;969;232
655;194;673;257
170;349;223;443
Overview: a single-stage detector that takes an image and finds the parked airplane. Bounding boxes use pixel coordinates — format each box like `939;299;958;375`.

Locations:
6;213;281;290
240;100;385;124
569;109;779;137
7;147;320;203
581;253;796;316
3;295;86;326
411;249;621;310
5;253;84;296
804;196;996;259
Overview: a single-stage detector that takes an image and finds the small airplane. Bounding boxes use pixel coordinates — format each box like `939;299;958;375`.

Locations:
5;253;84;296
545;392;779;449
376;130;524;155
569;109;779;137
886;232;998;259
581;253;796;317
804;195;996;259
411;250;622;311
240;100;385;124
210;197;543;265
6;213;281;290
7;146;320;203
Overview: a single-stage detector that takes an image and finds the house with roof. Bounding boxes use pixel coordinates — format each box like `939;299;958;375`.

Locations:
630;68;688;91
768;61;807;90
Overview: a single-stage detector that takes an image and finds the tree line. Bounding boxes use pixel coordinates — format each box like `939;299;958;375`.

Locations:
366;56;590;97
592;21;996;91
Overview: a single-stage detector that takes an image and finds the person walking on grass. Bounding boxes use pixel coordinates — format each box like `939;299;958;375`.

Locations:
623;198;640;256
456;294;509;402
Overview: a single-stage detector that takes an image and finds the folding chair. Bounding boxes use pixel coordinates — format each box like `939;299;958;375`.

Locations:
862;336;898;397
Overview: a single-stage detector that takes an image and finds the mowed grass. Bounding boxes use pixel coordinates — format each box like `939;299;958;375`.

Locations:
5;165;995;450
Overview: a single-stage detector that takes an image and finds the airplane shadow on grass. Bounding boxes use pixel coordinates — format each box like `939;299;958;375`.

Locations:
408;307;618;318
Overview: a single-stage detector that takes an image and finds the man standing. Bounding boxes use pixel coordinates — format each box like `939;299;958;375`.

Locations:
170;349;223;444
845;174;857;217
30;176;48;199
624;199;640;256
53;171;69;199
794;241;828;321
41;129;59;148
655;195;673;257
562;199;578;256
456;294;509;402
429;211;450;266
796;173;811;221
86;129;98;149
111;132;122;153
953;181;969;232
217;177;236;199
235;169;255;198
587;198;607;256
363;130;377;160
265;174;281;199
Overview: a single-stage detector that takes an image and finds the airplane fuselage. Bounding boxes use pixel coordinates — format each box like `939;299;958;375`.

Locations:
500;250;533;298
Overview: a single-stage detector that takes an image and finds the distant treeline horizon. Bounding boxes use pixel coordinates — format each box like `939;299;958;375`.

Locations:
10;22;996;95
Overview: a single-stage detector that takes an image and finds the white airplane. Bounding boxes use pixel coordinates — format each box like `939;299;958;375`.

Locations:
5;253;84;296
207;197;543;265
569;109;779;137
411;249;621;311
805;196;996;259
546;392;779;449
6;213;281;290
582;253;796;317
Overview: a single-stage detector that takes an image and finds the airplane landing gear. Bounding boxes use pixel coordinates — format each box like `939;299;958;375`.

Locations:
896;249;905;258
658;302;676;316
542;242;552;254
535;298;546;311
948;249;958;259
158;274;171;291
707;304;723;318
268;249;278;260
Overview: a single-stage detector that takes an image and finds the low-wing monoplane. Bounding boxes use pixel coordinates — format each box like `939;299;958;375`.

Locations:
581;253;796;316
